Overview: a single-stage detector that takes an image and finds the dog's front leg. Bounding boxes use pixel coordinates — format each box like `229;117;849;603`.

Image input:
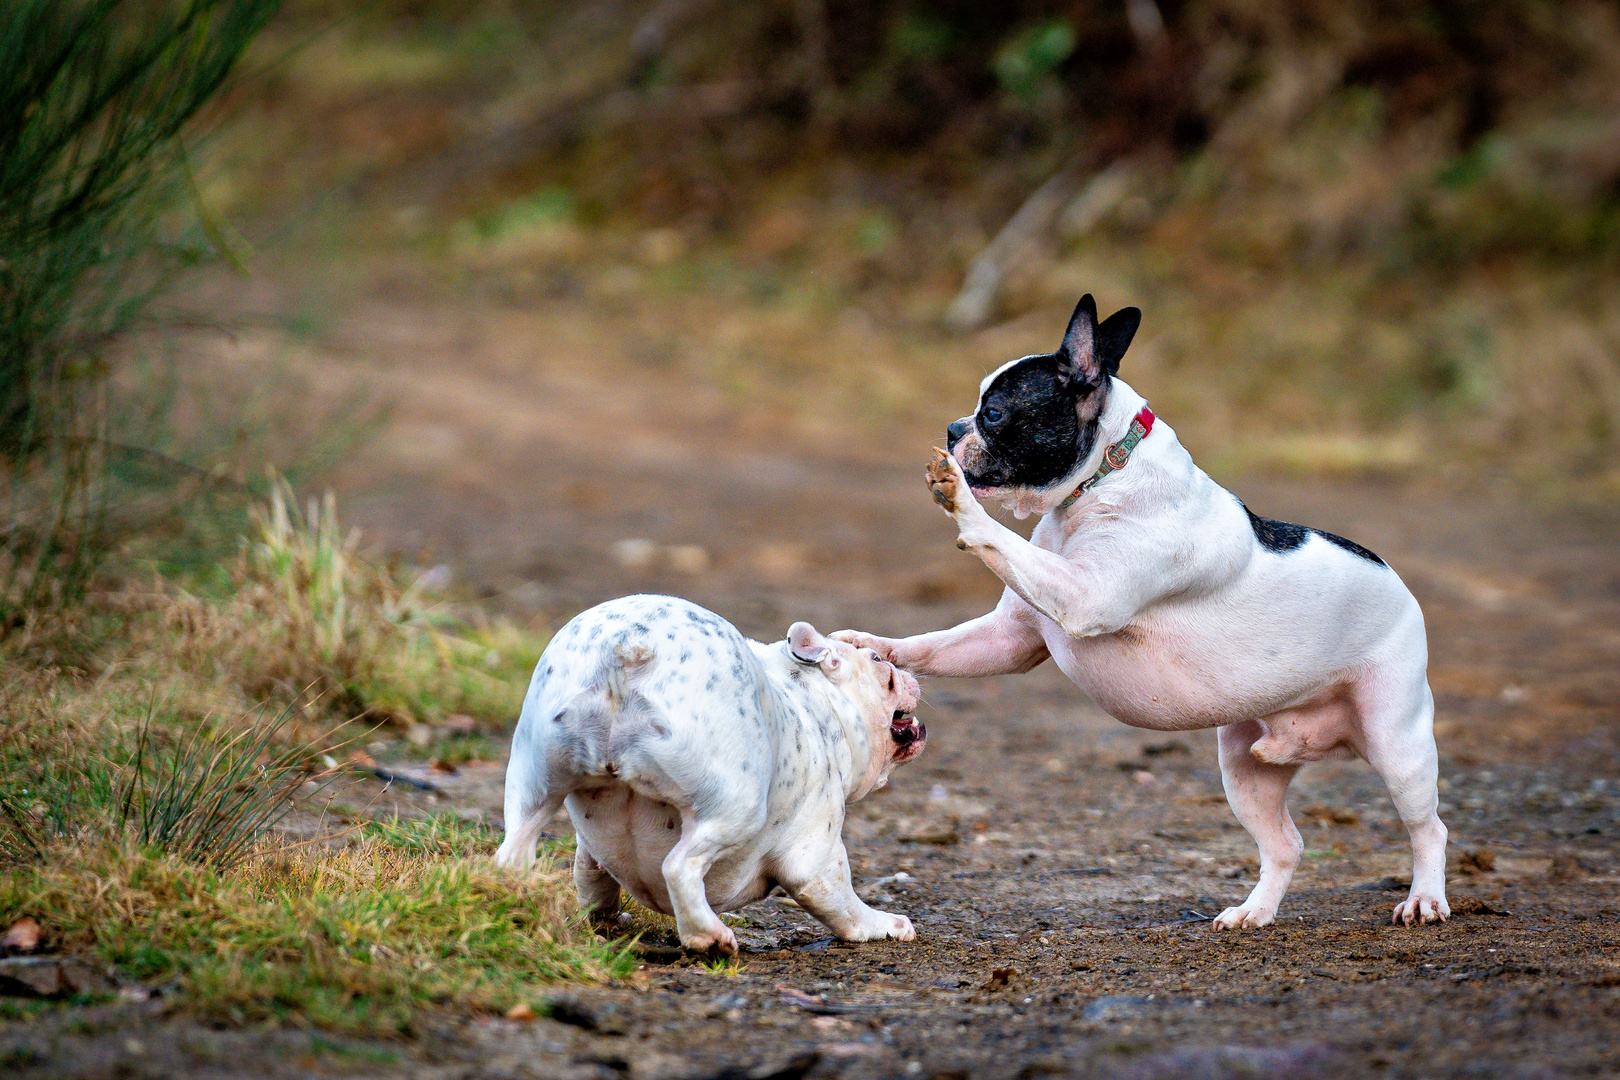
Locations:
835;594;1049;678
926;451;1133;639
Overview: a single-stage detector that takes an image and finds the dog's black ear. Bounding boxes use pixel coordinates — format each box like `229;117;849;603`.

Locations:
1056;294;1101;386
1095;307;1141;378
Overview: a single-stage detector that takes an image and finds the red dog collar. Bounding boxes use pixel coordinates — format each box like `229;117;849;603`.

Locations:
1058;406;1154;509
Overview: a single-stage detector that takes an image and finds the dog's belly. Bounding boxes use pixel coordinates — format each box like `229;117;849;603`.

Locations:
567;785;771;915
1045;608;1363;730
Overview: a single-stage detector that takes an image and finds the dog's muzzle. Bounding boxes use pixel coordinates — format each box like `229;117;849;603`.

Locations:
945;417;971;451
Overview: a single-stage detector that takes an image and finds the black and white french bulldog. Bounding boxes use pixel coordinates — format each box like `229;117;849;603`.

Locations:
839;295;1448;929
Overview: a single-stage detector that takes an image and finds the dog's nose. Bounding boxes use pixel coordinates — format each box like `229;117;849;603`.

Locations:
946;417;971;449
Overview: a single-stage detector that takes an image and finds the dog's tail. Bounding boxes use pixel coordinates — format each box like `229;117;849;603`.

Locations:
495;634;661;870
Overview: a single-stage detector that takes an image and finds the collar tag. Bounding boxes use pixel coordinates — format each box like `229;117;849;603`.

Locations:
1058;406;1155;510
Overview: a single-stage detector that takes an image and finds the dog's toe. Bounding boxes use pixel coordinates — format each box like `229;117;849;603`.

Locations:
1212;905;1275;930
1392;895;1449;927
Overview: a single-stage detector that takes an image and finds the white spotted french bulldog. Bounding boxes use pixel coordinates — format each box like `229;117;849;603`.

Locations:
837;295;1448;929
496;594;926;954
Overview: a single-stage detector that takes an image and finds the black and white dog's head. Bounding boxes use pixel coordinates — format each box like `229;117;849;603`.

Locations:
946;294;1140;509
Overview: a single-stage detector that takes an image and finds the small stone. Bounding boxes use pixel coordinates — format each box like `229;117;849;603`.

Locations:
611;538;658;569
665;545;711;575
405;723;433;747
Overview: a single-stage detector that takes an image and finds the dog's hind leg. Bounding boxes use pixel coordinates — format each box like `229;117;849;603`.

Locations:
1356;668;1449;926
1213;719;1303;930
574;836;622;923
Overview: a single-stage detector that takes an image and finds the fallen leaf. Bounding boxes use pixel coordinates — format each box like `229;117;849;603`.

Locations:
348;750;377;769
506;1002;537;1021
430;758;458;774
1;917;41;953
980;966;1020;991
1302;804;1359;826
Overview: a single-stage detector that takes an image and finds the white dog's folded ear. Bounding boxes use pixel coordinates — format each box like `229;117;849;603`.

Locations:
788;621;841;672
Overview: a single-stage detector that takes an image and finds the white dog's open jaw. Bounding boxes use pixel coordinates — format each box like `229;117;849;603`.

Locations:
889;711;926;762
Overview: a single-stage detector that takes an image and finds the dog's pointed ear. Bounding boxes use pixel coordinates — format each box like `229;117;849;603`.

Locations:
1056;294;1101;386
1095;306;1141;378
788;621;841;672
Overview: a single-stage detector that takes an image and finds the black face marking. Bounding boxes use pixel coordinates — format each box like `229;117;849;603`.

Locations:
969;356;1093;489
959;296;1141;491
1243;504;1385;566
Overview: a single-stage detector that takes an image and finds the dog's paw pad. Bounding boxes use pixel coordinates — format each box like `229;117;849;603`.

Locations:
925;450;959;513
1392;895;1449;927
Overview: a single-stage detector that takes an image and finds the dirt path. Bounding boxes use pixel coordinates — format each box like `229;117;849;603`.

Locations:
13;288;1620;1078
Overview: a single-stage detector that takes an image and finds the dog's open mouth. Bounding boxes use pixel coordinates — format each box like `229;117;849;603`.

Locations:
890;711;924;747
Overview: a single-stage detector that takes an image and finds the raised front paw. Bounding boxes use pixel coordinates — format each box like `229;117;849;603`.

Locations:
1392;894;1449;926
926;448;962;514
1212;904;1276;930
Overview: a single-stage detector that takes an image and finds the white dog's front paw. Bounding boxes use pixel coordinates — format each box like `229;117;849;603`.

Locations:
841;911;915;943
1212;904;1276;930
680;922;738;955
1392;894;1449;926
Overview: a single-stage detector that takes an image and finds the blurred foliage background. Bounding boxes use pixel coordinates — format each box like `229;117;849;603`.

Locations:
175;0;1620;499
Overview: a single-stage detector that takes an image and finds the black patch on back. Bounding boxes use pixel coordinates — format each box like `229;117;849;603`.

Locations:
971;355;1098;489
1243;504;1385;566
1244;508;1309;554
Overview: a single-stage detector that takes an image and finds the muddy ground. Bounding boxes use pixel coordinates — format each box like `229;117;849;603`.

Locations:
7;284;1620;1078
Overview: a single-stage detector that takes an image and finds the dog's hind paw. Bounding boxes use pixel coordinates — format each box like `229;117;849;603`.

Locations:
1212;904;1276;930
1392;894;1449;926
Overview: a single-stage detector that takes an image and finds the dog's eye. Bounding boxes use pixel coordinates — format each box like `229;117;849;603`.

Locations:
982;407;1004;426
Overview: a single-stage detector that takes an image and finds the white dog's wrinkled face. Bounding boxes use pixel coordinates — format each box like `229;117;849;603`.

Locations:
787;622;925;793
